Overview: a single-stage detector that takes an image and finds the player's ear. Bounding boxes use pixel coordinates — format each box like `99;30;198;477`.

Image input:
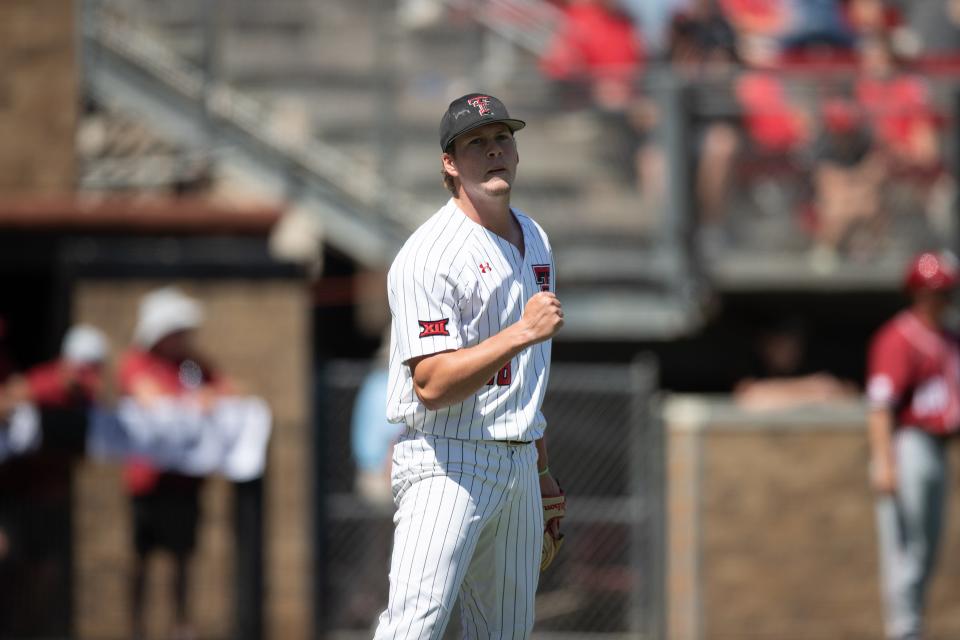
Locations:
441;152;459;177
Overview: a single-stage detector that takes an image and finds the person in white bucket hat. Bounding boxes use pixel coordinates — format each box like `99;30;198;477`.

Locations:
120;286;228;640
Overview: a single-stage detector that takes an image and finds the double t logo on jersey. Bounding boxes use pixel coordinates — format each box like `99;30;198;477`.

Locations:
418;318;450;338
532;264;551;292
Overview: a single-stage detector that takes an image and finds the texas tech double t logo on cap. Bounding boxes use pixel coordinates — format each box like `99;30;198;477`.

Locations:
439;92;526;151
467;96;493;116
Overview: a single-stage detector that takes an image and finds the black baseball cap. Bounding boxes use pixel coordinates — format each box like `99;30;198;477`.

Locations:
439;93;526;152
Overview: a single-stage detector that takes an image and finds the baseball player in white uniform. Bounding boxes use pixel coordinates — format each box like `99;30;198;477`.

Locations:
373;93;565;639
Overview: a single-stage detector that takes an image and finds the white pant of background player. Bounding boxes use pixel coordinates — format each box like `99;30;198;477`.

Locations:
875;427;949;640
373;430;543;639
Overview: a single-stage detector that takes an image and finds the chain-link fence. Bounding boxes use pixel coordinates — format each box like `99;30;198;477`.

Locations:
316;358;664;639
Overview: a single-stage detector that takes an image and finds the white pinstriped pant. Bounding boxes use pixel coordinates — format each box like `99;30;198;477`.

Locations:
373;430;543;640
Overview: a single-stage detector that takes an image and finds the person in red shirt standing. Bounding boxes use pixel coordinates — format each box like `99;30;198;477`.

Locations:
867;250;960;640
121;287;229;640
15;324;109;410
0;324;107;635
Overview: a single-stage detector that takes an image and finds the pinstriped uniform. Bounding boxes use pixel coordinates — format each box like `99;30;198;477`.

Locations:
374;199;554;639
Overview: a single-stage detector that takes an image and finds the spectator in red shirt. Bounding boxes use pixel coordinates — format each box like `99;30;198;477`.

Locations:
844;0;903;38
8;324;109;410
867;251;960;640
121;287;229;640
855;34;940;172
540;0;644;110
808;96;887;263
0;324;107;635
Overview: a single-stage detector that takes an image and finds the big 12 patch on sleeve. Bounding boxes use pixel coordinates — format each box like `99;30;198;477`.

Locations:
418;318;450;338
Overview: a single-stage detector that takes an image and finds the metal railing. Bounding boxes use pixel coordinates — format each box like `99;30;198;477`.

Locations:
81;0;426;267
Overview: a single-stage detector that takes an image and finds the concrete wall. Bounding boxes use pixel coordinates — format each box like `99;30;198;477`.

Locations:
666;397;960;640
0;0;76;193
72;279;310;640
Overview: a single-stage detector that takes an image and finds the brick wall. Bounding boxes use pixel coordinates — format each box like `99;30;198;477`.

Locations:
667;398;960;640
72;279;310;640
0;0;76;193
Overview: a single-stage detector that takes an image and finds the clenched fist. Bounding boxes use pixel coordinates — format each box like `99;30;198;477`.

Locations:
520;292;564;346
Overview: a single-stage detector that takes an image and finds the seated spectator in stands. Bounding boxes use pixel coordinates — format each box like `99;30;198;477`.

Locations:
735;33;812;156
734;317;858;411
620;0;693;55
720;0;791;39
843;0;903;38
855;34;940;173
668;7;744;229
808;97;887;264
540;0;647;188
121;287;233;640
780;0;857;52
540;0;645;111
723;0;857;67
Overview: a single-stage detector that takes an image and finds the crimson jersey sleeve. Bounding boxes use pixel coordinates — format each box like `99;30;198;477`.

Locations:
867;325;912;410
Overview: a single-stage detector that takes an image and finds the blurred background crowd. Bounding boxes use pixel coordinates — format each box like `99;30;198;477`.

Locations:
4;0;960;638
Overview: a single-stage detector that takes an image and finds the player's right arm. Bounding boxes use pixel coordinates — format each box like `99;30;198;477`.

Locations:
865;325;908;495
868;407;897;494
410;291;563;411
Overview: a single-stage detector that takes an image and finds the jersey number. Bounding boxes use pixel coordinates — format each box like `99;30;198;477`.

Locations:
487;362;512;387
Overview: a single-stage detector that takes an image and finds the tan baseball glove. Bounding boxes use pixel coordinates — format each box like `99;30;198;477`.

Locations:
540;491;566;572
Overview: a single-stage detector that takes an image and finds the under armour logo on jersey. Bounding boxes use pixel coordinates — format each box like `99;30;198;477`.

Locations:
479;262;492;274
467;96;493;116
418;318;450;338
532;264;551;292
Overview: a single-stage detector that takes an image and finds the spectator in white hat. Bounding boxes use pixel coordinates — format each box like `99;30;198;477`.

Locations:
119;286;230;640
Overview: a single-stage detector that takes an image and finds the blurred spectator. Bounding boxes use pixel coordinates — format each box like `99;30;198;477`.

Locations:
734;316;858;411
620;0;694;54
0;324;108;637
540;0;648;189
866;251;960;640
720;0;791;38
808;97;887;264
780;0;856;52
6;324;108;410
669;7;743;229
735;72;811;155
121;287;231;640
843;0;903;38
855;34;941;173
540;0;645;111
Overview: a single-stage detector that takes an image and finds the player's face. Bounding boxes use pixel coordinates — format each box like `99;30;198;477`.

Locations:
443;123;519;198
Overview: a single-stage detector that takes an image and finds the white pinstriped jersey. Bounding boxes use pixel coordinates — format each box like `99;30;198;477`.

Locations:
386;198;554;442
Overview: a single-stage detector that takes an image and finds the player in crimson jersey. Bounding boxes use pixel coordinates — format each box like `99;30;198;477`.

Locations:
867;250;960;640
